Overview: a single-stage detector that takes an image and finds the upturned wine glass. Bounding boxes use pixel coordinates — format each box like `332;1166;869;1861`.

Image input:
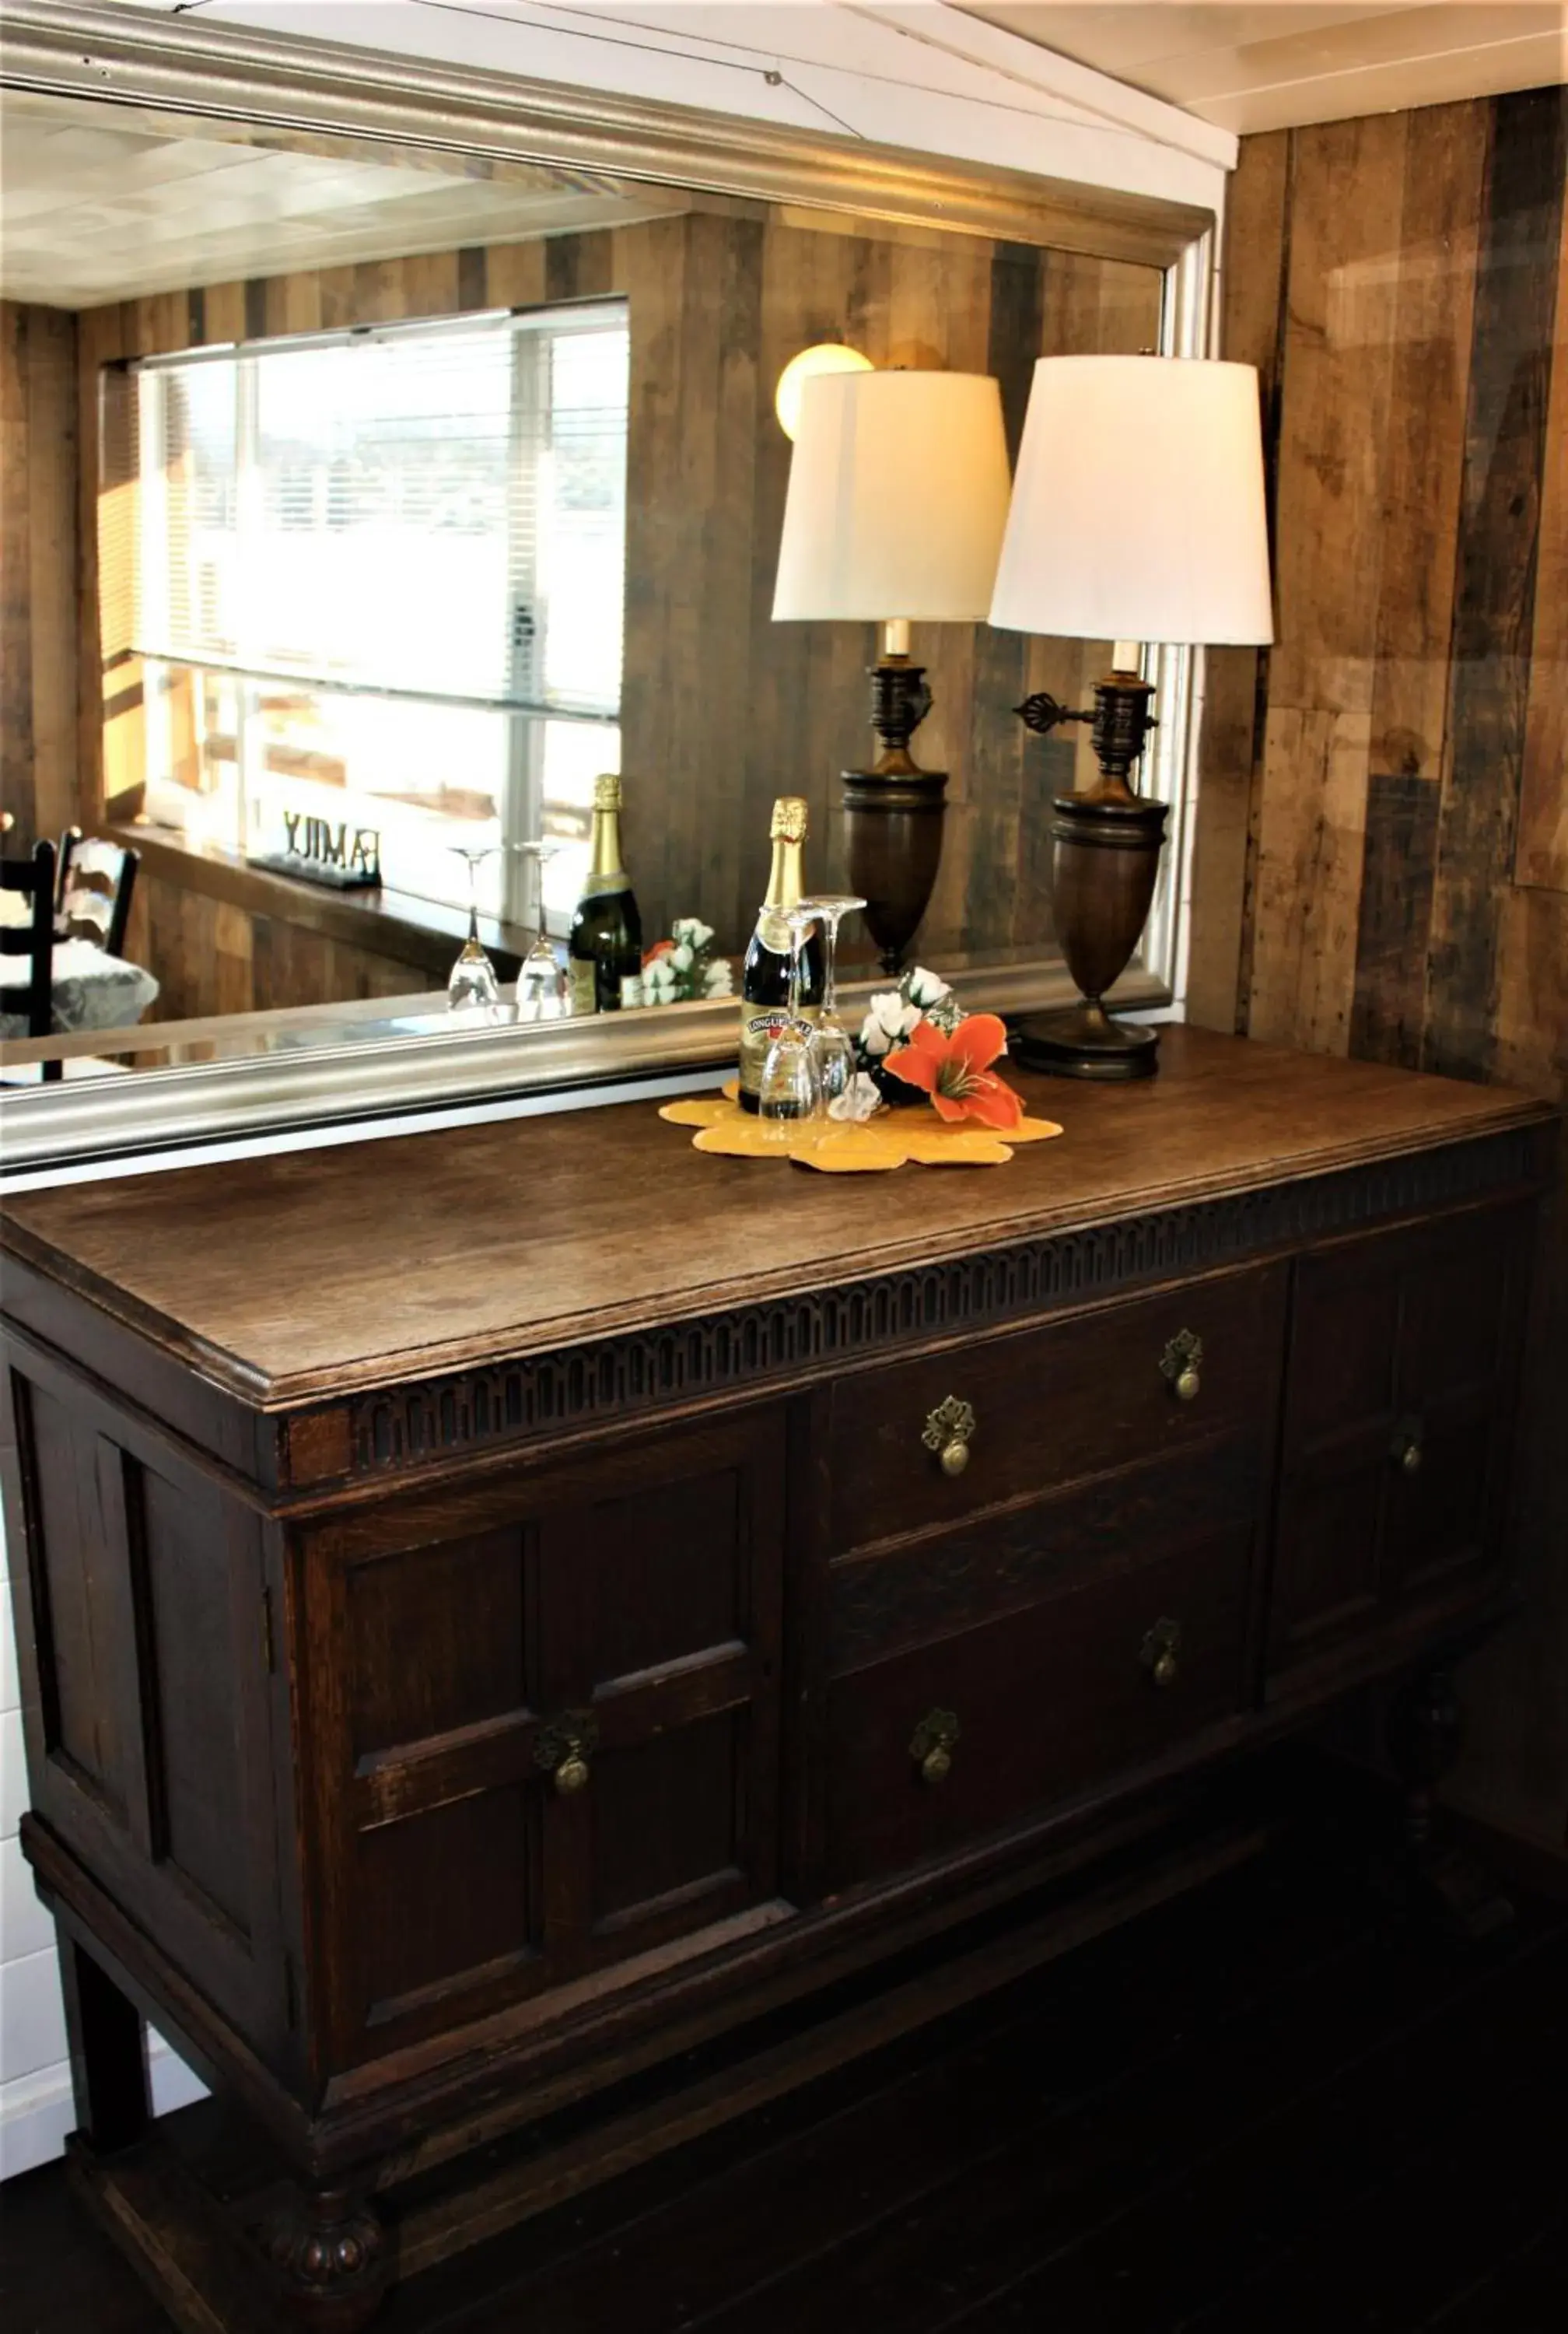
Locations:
514;839;565;1018
757;904;822;1136
446;843;502;1013
796;895;866;1106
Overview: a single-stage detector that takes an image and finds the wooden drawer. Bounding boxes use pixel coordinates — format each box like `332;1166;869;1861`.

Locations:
828;1262;1287;1554
824;1522;1255;1892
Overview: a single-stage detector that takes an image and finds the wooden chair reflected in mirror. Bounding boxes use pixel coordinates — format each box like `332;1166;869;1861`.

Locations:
56;829;140;958
1;839;61;1082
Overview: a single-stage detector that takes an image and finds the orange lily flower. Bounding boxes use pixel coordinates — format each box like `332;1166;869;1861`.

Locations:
881;1013;1024;1130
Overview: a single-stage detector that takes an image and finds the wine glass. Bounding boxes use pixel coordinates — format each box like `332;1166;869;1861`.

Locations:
513;839;565;1018
757;904;822;1137
446;843;502;1013
796;895;865;1107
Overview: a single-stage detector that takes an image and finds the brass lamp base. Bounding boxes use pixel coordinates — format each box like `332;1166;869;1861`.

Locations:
1012;997;1160;1080
842;764;947;976
843;649;946;975
1015;670;1168;1081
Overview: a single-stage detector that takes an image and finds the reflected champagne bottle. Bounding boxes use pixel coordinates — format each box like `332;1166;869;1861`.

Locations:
569;775;643;1014
738;796;825;1113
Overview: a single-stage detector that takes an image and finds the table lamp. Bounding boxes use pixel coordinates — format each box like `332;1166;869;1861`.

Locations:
989;354;1273;1078
773;366;1012;972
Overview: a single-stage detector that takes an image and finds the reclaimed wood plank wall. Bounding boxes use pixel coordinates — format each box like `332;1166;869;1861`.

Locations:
1191;84;1566;1104
43;205;1157;969
1189;85;1567;1856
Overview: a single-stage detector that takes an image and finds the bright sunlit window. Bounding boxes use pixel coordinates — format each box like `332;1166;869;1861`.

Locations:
113;303;628;926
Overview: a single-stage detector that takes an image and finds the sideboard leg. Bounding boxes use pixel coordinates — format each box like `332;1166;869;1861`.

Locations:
262;2182;391;2332
1387;1661;1514;1943
59;1933;150;2156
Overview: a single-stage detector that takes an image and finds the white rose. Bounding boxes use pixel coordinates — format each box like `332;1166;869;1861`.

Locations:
671;943;694;972
869;990;918;1041
905;965;951;1010
859;1012;891;1057
703;958;733;997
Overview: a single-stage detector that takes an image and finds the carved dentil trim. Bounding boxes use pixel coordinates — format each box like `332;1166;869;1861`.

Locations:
320;1130;1547;1485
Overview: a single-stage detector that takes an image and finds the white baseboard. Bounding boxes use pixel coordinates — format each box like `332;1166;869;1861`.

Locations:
0;2034;209;2183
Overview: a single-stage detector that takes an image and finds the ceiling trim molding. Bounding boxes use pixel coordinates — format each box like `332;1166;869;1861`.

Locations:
869;2;1239;167
0;0;1212;265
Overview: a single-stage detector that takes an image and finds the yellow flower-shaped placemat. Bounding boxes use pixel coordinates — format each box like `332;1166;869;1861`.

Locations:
657;1095;1062;1172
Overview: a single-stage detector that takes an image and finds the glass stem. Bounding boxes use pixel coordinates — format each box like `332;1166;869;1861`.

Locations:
786;925;804;1025
467;858;481;948
821;916;839;1021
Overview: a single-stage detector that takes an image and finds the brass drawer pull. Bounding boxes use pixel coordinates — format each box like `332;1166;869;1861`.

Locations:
922;1396;976;1477
1140;1617;1182;1688
1390;1416;1424;1476
910;1708;961;1785
1160;1330;1203;1404
535;1712;599;1796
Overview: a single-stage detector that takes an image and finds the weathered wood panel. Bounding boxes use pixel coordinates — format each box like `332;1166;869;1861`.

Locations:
1515;150;1568;898
0;301;79;851
1426;86;1567;1087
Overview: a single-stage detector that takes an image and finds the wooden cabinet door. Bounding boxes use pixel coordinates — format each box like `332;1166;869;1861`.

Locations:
1269;1201;1532;1677
299;1408;786;2073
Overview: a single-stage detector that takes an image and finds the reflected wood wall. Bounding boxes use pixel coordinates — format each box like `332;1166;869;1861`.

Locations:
1189;86;1567;1857
61;202;1158;969
0;301;79;852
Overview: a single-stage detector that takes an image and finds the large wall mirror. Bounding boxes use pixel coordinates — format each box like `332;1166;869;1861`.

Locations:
0;0;1216;1167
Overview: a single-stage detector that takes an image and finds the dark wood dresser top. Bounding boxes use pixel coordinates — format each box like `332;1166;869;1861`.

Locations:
0;1029;1552;1407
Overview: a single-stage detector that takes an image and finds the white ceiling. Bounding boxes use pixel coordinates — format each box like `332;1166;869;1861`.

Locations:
955;4;1567;131
0;93;681;309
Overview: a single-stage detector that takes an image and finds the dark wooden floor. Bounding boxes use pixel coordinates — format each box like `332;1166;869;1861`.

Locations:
4;1786;1566;2333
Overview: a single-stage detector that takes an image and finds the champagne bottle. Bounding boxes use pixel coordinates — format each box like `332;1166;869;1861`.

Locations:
738;795;825;1113
569;774;643;1014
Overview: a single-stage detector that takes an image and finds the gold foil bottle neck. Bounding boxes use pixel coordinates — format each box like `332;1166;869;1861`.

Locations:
593;773;623;812
769;796;809;845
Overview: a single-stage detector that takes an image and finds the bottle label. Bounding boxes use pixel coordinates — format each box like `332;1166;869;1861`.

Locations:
738;1005;817;1099
568;958;598;1015
619;973;644;1009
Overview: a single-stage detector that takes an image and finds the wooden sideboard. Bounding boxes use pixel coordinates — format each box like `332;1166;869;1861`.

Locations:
0;1029;1556;2329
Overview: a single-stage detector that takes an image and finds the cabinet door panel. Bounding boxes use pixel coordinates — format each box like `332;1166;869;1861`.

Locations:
1270;1203;1531;1674
304;1408;785;2069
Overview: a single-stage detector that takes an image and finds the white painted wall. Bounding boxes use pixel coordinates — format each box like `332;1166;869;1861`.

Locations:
0;0;1232;2178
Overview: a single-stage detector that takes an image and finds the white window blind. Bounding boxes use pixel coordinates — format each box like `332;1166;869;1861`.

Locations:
125;303;628;717
108;304;629;927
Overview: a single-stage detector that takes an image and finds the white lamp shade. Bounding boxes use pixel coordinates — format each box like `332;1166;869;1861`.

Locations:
772;369;1013;624
988;356;1274;647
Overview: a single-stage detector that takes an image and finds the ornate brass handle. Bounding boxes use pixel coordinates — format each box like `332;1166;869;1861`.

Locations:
1140;1617;1182;1688
922;1396;976;1477
1390;1416;1424;1476
910;1708;960;1785
534;1712;599;1796
1160;1329;1203;1404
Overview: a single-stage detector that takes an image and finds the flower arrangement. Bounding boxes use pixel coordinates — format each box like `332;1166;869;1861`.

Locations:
642;918;734;1005
844;965;1025;1130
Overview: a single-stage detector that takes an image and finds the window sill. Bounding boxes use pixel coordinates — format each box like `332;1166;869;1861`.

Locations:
109;822;540;980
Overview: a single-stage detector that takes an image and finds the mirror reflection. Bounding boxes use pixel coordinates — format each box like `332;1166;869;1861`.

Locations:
2;88;1165;1090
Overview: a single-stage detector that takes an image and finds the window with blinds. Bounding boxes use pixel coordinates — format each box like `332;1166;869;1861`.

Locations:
109;303;629;925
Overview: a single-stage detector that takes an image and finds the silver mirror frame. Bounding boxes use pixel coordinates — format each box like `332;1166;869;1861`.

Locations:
0;0;1218;1172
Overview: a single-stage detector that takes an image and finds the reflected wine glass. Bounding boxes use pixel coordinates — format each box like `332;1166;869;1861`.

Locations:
796;895;866;1107
758;905;822;1138
513;839;565;1019
446;843;502;1014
